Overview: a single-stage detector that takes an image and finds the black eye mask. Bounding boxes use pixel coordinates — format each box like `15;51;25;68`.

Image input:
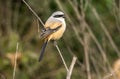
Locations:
53;15;65;18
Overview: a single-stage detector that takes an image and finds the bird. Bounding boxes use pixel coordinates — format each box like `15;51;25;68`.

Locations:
39;11;66;61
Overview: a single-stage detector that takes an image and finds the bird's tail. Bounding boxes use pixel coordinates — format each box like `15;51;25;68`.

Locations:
39;40;48;62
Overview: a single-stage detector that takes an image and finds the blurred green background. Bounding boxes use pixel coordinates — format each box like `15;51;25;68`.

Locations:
0;0;120;79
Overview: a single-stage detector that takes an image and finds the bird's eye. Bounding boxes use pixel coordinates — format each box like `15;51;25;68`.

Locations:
54;15;65;18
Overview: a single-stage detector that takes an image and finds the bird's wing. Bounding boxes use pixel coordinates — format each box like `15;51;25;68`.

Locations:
40;21;62;39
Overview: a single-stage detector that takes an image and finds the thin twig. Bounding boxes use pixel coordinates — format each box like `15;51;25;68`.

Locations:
36;19;40;38
22;0;45;27
90;4;120;57
90;56;102;79
55;44;69;72
66;56;77;79
85;22;107;62
12;43;19;79
84;33;91;79
112;0;120;33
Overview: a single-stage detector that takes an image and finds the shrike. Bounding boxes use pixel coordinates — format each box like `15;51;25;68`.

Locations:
39;11;66;61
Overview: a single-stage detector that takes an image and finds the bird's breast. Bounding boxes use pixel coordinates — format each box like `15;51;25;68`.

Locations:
50;24;66;40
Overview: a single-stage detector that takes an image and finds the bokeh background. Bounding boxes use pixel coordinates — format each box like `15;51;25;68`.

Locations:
0;0;120;79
